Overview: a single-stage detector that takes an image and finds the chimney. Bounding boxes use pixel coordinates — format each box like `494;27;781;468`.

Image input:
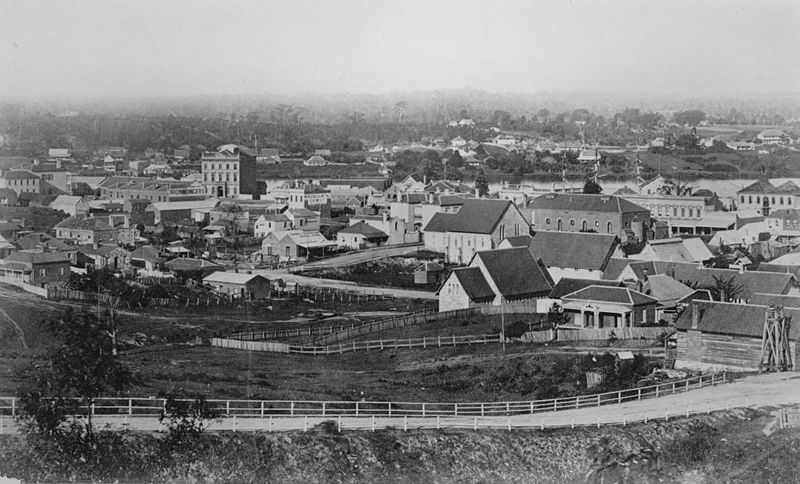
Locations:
56;158;62;169
691;302;700;329
382;211;388;222
42;242;49;253
719;287;727;302
93;239;99;250
739;264;745;274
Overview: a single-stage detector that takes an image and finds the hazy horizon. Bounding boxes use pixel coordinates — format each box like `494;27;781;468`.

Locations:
2;0;799;100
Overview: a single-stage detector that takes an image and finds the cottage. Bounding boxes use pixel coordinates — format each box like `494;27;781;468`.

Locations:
130;245;165;271
348;213;419;246
253;213;291;237
630;238;713;263
674;301;799;371
54;216;118;246
285;207;321;231
77;245;131;271
438;247;553;312
336;221;389;250
261;230;336;261
50;195;90;217
560;285;658;328
203;271;271;299
0;250;71;286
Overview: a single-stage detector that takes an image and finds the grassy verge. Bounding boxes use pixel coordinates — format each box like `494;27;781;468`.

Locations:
1;409;794;483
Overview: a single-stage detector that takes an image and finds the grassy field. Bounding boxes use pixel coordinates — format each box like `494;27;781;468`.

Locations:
1;408;796;482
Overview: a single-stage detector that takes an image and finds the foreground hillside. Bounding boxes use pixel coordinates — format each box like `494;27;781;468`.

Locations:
1;408;797;483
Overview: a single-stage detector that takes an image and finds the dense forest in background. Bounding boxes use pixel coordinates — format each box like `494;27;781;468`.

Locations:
1;92;797;161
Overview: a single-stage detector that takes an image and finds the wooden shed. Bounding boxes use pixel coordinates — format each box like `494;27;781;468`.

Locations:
674;301;800;371
414;261;444;285
203;271;271;299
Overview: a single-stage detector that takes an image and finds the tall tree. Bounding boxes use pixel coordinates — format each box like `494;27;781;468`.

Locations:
475;172;490;198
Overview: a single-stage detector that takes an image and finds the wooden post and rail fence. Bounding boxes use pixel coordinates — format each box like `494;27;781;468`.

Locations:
0;373;729;422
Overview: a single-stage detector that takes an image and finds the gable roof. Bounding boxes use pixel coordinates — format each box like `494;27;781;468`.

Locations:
15;233;74;252
164;258;221;272
422;199;520;234
675;301;800;339
2;250;70;265
549;278;624;299
203;271;268;285
448;267;495;303
529;193;649;214
2;170;39;180
54;216;115;232
502;235;533;248
738;180;776;194
51;195;84;207
748;292;800;308
338;221;389;238
635;238;713;263
562;285;657;306
642;274;695;304
528;231;618;271
130;245;163;263
650;261;794;301
475;247;554;300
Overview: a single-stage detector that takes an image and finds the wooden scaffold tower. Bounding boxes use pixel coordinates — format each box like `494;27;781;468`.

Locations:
760;305;792;372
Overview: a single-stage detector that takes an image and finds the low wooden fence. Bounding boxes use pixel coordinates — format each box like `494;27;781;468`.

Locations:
213;333;502;355
556;326;672;342
778;407;800;429
228;308;476;343
297;285;396;303
0;373;729;420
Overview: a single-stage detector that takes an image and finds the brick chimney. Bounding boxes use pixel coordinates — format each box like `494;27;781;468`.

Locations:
691;302;700;329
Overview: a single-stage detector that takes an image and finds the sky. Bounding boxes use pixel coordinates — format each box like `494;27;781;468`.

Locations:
1;0;799;99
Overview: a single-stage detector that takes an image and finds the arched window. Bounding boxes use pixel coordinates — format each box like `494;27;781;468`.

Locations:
607;221;613;233
557;219;563;231
581;220;587;231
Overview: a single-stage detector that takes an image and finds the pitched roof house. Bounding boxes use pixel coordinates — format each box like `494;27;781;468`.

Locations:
630;237;713;263
512;231;620;283
438;246;554;311
560;285;658;328
423;199;530;264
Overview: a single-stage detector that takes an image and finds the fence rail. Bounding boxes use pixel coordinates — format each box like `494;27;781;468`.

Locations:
228;308;476;343
0;373;728;420
213;333;502;355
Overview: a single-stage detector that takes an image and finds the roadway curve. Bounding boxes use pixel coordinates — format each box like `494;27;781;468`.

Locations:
2;372;798;434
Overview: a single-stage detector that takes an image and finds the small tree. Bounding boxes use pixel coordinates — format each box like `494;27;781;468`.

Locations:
18;309;131;442
583;179;602;194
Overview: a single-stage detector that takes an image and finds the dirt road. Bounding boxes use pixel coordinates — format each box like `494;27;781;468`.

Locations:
251;269;437;300
2;372;797;435
295;244;424;270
